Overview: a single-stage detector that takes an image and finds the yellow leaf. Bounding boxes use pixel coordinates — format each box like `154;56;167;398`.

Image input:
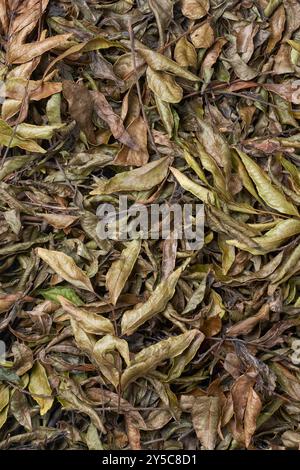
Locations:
121;329;200;389
170;167;214;203
28;362;53;416
90;157;170;195
235;148;299;216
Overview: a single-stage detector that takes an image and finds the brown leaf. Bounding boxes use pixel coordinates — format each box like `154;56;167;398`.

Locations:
226;304;270;337
91;90;139;149
231;370;261;447
63;81;96;144
192;396;220;449
114;116;149;166
7;34;72;64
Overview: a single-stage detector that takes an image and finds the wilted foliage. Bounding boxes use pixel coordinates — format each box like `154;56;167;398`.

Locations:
0;0;300;451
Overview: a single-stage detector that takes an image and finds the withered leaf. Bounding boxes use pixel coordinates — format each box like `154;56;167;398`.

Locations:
192;396;220;450
106;240;141;306
28;362;54;416
121;329;200;389
146;67;183;104
181;0;210;20
121;266;184;336
36;248;94;292
0;0;299;452
91;157;170;195
91;90;138;149
190;23;215;49
58;296;114;336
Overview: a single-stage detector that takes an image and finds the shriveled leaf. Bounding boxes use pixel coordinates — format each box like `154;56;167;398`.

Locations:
28;362;53;416
174;37;197;68
93;335;130;388
58;296;114;336
192;396;220;450
10;389;32;431
190;23;215;49
146;67;183;104
91;157;169;195
121;329;200;389
36;248;94;292
235;148;299;216
182;0;210;19
106;240;141;305
121;265;184;336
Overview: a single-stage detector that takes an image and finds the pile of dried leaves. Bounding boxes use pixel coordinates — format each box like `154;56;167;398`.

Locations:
0;0;300;451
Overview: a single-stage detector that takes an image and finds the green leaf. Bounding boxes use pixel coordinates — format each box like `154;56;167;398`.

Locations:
38;286;84;306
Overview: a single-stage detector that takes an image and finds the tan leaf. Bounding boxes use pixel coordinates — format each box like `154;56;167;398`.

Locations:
226;304;270;337
192;396;220;449
182;0;210;19
37;213;78;229
146;67;183;103
58;296;114;336
231;370;261;447
92;90;139;149
36;248;94;292
7;34;72;64
191;23;215;49
92;335;130;388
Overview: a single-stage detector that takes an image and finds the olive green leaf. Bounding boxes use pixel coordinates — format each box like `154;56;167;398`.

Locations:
121;265;184;336
90;157;170;195
235;148;299;216
121;329;200;389
106;240;141;305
